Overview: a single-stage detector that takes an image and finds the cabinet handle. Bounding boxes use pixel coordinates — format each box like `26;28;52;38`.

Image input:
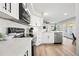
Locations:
3;3;7;10
26;50;28;56
8;3;11;13
24;50;28;56
9;3;11;13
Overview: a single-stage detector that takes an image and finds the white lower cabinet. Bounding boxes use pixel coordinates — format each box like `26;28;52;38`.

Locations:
0;38;32;56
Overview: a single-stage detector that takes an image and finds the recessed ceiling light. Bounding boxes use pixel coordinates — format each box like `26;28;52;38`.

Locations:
43;12;48;16
64;13;68;16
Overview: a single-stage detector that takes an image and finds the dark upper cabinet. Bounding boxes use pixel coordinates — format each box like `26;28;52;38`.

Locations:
19;3;30;24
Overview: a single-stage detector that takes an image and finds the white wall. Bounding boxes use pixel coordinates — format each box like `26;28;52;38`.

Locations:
0;18;28;36
76;3;79;56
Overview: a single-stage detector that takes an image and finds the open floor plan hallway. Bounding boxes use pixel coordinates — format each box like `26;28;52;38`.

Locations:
34;37;76;56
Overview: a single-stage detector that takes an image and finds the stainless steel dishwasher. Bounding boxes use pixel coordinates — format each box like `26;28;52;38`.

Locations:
54;32;63;44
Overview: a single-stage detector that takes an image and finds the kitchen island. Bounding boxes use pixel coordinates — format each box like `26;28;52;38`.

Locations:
35;31;63;46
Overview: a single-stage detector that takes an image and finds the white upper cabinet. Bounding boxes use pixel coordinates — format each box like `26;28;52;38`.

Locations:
0;3;19;20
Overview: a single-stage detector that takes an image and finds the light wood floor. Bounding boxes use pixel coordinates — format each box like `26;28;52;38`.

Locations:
34;37;76;56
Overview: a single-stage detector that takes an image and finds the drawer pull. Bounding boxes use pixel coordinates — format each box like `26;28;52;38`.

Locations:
24;50;28;56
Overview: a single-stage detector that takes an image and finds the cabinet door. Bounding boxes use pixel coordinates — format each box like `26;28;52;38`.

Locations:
24;39;32;56
49;33;54;43
0;3;10;15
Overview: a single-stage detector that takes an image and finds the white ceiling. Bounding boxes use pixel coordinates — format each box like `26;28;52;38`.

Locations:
32;3;75;23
